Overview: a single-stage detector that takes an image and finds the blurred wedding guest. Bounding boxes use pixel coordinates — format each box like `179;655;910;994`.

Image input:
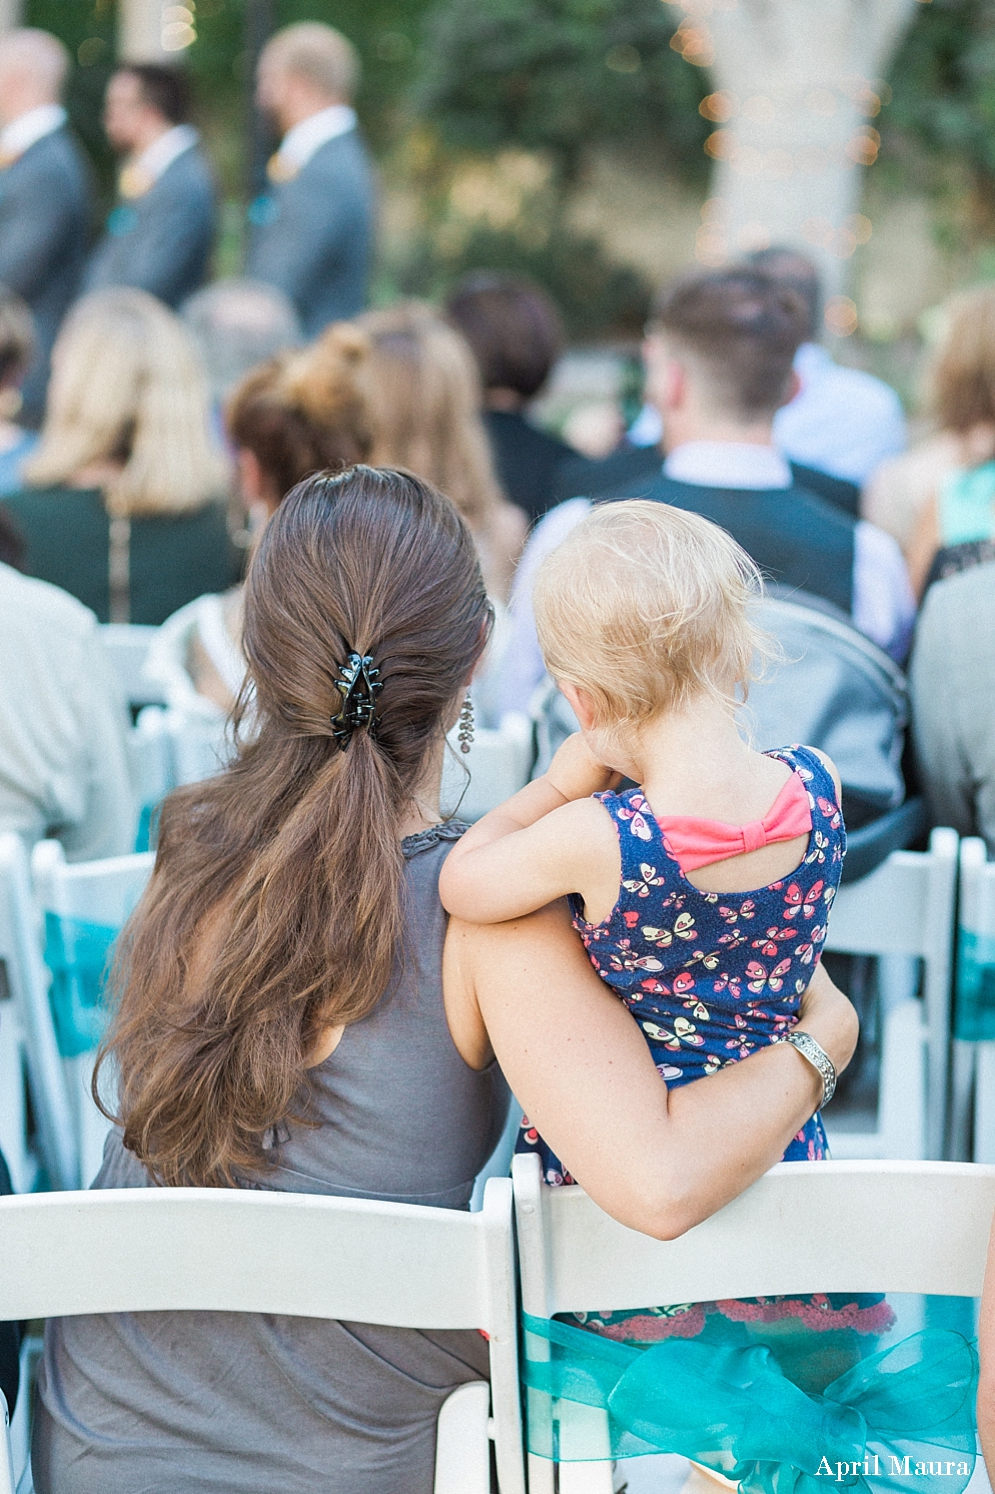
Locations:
147;325;373;717
911;563;995;848
84;65;215;310
246;23;373;335
354;302;528;602
749;247;906;486
900;288;995;595
500;267;914;714
0;289;237;626
0;29;89;427
0;561;133;859
0;287;39;494
181;278;301;404
445;271;579;524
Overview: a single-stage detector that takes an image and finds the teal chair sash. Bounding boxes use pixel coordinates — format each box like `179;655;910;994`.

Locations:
522;1313;977;1491
43;914;120;1059
955;929;995;1041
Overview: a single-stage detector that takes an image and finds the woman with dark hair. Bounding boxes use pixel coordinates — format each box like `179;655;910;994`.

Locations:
445;271;579;524
32;466;856;1494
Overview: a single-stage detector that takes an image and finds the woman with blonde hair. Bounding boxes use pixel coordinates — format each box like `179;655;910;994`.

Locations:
868;285;995;588
0;288;236;624
351;301;528;603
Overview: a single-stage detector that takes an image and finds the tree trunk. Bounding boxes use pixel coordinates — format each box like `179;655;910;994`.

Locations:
0;0;24;36
672;0;921;305
117;0;196;62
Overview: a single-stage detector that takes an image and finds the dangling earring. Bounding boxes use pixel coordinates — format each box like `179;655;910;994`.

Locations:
458;692;474;754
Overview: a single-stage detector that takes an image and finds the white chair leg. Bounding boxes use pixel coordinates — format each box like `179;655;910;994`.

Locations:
0;1391;15;1494
528;1452;556;1494
0;1002;30;1194
975;1042;995;1164
434;1381;490;1494
68;1055;110;1187
876;999;926;1160
558;1461;616;1493
949;1039;976;1162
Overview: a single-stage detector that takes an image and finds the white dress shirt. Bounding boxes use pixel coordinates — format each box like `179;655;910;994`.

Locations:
129;123;199;186
773;342;906;486
0;564;134;860
272;105;357;175
0;103;66;162
498;440;916;715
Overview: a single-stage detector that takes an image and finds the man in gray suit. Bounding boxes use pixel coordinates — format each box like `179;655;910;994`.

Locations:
85;64;215;310
0;29;89;427
246;23;374;336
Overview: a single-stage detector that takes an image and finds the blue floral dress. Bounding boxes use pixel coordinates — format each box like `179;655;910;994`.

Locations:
516;745;892;1352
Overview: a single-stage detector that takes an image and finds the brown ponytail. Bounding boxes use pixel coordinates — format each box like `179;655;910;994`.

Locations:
96;467;492;1187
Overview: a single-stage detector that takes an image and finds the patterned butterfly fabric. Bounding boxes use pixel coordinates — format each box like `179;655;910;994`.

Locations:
516;744;845;1186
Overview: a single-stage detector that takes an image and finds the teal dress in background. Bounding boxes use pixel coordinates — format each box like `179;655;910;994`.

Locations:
0;486;242;625
927;460;995;591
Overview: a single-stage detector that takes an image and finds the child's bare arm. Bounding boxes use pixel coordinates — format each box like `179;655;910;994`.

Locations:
439;734;620;923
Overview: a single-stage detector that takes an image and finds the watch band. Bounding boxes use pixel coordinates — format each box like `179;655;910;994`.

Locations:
783;1029;836;1108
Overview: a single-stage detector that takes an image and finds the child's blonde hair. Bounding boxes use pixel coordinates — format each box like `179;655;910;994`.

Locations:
533;500;768;728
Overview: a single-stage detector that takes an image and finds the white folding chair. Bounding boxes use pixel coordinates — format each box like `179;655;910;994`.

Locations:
99;625;166;711
952;838;995;1163
164;708;232;786
821;826;958;1161
31;843;154;1187
0;837;76;1193
513;1151;994;1494
0;1180;525;1494
442;712;533;823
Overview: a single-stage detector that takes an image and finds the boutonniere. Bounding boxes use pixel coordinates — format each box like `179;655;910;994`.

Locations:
119;163;154;199
266;152;299;184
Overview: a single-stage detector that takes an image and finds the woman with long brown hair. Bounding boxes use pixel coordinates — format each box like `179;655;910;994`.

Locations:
354;300;529;603
32;467;857;1494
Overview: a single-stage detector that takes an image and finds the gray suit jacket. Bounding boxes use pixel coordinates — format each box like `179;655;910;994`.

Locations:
245;128;373;336
911;562;995;851
84;145;216;310
0;126;89;425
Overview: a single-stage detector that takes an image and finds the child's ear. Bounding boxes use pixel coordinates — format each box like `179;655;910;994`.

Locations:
559;680;599;731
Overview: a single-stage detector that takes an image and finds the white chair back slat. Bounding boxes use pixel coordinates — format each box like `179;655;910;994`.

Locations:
513;1153;992;1494
516;1156;994;1319
822;827;957;1160
99;625;166;710
0;1180;525;1494
0;836;76;1191
31;842;154;929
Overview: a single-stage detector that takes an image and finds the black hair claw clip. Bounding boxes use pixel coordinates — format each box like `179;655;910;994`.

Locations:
330;652;383;749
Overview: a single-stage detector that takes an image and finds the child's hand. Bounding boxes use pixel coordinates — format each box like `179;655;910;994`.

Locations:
546;733;621;802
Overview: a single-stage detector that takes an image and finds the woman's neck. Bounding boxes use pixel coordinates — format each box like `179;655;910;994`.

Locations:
397;738;446;838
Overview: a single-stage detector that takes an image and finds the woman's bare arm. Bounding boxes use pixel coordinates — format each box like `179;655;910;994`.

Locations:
906;493;941;600
444;901;857;1240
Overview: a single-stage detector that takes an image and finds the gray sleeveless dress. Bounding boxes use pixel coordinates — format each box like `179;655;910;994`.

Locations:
32;825;508;1494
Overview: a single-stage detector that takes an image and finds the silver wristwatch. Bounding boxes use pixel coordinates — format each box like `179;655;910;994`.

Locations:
784;1029;836;1108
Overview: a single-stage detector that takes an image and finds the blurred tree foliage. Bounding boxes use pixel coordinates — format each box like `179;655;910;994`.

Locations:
415;0;709;183
885;0;995;196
